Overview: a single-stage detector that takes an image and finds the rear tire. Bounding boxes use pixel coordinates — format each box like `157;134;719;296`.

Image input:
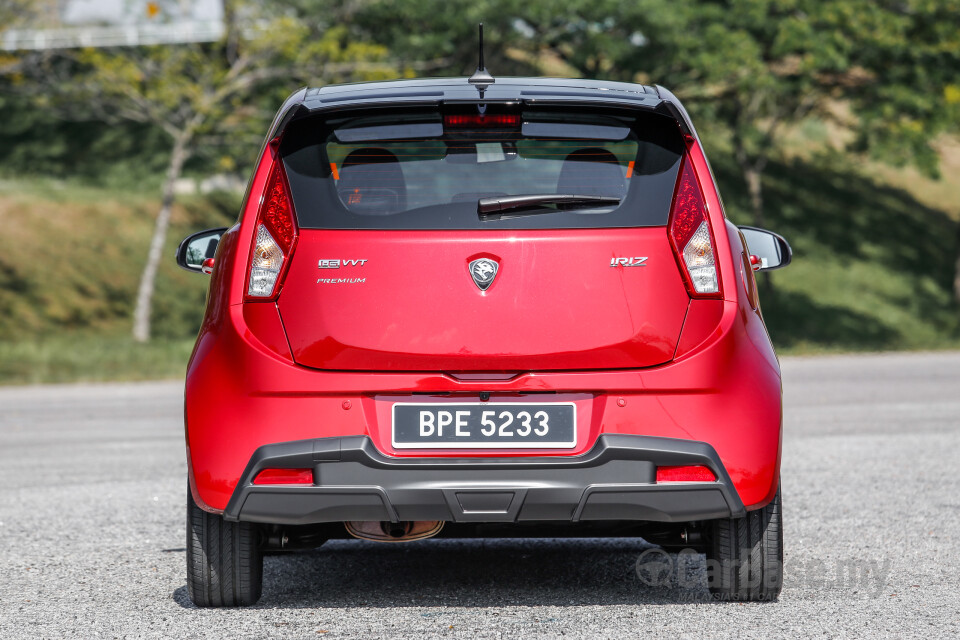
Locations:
705;485;782;601
186;489;263;607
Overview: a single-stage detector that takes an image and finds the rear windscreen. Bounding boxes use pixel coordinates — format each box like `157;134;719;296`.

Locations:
280;107;684;230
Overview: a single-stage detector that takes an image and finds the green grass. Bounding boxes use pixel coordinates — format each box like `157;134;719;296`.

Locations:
0;336;196;385
0;177;238;341
0;178;237;385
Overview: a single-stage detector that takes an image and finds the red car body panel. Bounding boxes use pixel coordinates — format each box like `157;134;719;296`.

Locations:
279;228;689;371
185;98;782;519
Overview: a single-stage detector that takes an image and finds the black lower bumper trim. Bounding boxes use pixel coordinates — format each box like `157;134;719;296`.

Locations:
223;435;745;525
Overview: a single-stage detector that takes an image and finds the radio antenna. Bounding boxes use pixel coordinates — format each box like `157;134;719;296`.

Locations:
468;23;495;90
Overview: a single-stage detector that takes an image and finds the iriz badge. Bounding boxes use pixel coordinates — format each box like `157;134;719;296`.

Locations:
610;257;648;267
468;258;499;291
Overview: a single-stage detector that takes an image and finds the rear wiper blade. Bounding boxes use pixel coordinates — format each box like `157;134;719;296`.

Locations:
477;193;621;220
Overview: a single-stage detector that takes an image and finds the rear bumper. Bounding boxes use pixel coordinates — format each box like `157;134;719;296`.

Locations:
224;434;745;525
188;297;782;514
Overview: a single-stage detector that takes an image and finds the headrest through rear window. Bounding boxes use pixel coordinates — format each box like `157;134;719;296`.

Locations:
337;148;407;215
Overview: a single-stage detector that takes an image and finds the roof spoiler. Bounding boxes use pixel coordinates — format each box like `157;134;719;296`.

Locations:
654;85;698;140
262;83;700;147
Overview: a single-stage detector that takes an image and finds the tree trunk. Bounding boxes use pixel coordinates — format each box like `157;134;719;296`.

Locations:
734;149;775;296
743;165;765;228
731;124;768;229
954;221;960;305
132;131;191;343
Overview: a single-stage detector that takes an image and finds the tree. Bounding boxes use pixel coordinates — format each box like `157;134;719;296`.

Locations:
826;0;960;302
15;5;398;342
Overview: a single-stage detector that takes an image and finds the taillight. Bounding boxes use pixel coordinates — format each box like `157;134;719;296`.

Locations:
668;157;722;298
246;153;297;301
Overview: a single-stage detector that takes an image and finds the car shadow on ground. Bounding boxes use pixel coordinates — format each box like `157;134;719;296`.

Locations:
172;538;717;609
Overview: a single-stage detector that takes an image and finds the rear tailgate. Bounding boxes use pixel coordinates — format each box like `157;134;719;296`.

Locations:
277;227;688;371
273;104;690;372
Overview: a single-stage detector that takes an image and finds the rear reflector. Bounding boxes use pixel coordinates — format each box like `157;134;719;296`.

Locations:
252;468;314;485
656;465;716;482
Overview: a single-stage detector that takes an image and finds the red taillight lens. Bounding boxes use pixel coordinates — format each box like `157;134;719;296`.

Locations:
253;468;314;485
443;114;520;128
656;465;717;483
668;158;722;298
246;153;297;300
261;162;295;253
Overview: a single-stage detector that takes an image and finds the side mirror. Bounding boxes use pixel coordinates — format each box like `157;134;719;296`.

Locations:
176;227;228;273
738;226;792;272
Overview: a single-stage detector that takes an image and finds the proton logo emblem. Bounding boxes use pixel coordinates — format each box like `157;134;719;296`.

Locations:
468;258;499;291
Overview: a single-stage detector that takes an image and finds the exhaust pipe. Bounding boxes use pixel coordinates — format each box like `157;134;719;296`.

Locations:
345;520;444;542
382;521;411;538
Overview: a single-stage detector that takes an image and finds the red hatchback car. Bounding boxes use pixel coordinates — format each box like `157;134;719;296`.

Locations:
177;74;791;606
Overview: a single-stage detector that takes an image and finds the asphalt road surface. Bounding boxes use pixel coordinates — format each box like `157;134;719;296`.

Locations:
1;352;959;639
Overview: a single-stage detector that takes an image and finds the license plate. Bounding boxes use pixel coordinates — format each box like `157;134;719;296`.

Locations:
392;402;577;449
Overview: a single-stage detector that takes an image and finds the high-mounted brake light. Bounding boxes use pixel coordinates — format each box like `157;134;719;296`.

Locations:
443;114;520;128
246;155;297;300
668;158;722;297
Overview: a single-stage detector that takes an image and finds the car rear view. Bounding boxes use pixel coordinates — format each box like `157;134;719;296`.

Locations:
179;77;789;606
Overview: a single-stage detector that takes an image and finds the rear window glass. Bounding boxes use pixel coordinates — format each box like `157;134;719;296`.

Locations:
280;107;684;230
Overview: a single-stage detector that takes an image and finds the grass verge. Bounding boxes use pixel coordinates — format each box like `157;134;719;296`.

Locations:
0;336;195;385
